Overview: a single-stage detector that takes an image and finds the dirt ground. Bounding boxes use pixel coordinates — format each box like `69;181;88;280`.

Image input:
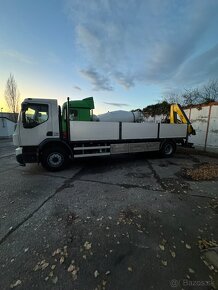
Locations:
0;139;217;290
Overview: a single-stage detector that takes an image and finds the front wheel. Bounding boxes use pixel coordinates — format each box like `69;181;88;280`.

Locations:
160;141;176;158
41;147;69;171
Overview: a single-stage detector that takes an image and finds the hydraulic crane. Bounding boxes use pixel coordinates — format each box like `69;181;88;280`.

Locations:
170;104;196;135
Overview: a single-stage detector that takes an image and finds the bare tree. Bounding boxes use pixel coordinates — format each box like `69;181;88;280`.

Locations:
182;80;218;105
162;91;184;105
181;88;201;105
4;74;20;121
163;79;218;106
202;80;218;103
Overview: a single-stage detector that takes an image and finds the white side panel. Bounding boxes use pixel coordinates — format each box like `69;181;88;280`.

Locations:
187;107;209;146
159;124;187;138
122;123;158;139
70;121;119;141
207;105;218;151
210;105;218;118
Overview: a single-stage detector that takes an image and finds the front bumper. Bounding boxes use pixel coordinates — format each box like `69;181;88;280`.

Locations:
15;147;26;166
15;146;38;165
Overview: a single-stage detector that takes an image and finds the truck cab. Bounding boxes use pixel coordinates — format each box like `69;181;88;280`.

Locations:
13;98;60;164
13;97;95;169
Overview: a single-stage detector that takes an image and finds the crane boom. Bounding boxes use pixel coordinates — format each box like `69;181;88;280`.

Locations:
170;104;195;135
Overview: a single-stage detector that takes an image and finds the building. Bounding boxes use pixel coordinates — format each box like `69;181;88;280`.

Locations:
0;112;18;138
0;112;18;122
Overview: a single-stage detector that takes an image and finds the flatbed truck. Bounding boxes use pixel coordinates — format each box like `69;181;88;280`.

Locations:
13;97;195;171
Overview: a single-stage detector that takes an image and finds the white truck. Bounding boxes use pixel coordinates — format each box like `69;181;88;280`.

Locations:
13;97;195;171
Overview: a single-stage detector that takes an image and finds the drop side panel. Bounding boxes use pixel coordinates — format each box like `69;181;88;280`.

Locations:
122;123;158;139
70;121;119;141
159;124;187;138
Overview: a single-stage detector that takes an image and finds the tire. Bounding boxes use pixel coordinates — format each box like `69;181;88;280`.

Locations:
41;146;69;171
160;141;176;158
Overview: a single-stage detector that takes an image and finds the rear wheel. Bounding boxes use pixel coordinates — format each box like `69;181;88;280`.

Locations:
160;141;176;158
41;146;69;171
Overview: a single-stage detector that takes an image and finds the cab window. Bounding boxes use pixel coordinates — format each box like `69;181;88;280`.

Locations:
69;109;78;121
22;103;49;128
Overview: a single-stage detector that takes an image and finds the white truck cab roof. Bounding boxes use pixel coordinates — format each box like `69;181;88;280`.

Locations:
22;98;58;105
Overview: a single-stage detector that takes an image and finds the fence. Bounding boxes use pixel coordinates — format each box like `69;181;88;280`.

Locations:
184;102;218;153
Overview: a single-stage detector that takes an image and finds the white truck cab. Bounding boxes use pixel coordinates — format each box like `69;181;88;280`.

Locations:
13;98;60;164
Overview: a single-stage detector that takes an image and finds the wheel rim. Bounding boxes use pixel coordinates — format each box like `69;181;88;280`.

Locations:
164;144;173;155
47;152;64;168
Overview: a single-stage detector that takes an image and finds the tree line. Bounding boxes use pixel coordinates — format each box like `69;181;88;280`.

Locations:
143;79;218;116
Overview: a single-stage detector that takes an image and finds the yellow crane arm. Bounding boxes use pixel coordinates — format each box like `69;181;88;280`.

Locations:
170;104;196;135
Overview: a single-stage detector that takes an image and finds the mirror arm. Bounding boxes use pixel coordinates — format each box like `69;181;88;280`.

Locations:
21;111;26;124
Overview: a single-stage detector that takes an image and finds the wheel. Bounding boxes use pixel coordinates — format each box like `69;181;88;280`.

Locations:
41;146;69;171
160;141;176;158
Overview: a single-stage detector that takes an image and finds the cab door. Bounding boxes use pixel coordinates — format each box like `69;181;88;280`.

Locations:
19;102;53;146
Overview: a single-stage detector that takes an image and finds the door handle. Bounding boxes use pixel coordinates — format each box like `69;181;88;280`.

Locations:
46;131;53;136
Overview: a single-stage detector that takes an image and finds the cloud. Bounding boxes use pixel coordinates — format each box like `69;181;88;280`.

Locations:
114;72;135;89
66;0;218;89
104;102;130;107
174;43;218;86
74;86;82;91
80;68;113;91
0;49;35;64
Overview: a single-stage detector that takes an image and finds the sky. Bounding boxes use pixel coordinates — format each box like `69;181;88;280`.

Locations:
0;0;218;114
